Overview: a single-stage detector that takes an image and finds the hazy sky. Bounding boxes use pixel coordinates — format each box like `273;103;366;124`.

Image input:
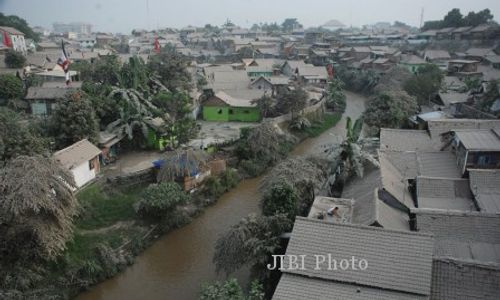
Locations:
1;0;499;33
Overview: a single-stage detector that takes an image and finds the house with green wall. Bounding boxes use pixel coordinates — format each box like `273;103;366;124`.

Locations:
202;91;261;122
399;54;428;74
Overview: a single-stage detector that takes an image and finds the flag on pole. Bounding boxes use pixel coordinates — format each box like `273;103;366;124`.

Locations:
56;40;71;85
153;37;161;54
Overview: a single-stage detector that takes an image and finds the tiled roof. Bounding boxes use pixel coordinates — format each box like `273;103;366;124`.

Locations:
25;86;78;100
416;176;475;211
273;273;427;300
413;208;500;266
431;258;500;300
424;50;450;60
283;217;434;296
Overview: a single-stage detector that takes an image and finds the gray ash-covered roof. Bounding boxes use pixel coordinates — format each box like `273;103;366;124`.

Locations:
454;129;500;151
25;86;79;100
53;139;101;169
427;119;500;139
283;217;434;296
416;176;474;211
469;169;500;213
380;129;439;152
273;273;427;300
431;258;500;300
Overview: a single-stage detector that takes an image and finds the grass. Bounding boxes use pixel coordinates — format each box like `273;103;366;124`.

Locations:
304;112;342;137
76;184;145;230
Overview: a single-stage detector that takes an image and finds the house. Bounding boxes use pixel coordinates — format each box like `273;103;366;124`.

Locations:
202;91;260;122
484;55;500;69
53;139;101;188
307;196;354;223
399;54;427;74
249;76;289;96
465;47;496;62
350;46;371;61
34;69;79;83
96;34;114;47
466;24;500;40
36;41;59;51
450;129;500;174
448;59;481;77
25;86;79;115
78;37;97;49
423;50;451;65
272;217;434;300
0;26;27;54
451;26;472;40
435;27;454;40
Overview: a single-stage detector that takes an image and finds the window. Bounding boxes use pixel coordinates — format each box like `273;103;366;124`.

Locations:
229;109;234;114
89;159;95;170
244;110;250;114
478;155;492;166
217;109;223;114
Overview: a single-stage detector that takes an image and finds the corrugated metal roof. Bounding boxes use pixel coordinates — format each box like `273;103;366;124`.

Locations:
455;129;500;151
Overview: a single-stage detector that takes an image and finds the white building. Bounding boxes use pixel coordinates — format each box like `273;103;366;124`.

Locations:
54;139;101;188
78;37;96;48
0;26;27;54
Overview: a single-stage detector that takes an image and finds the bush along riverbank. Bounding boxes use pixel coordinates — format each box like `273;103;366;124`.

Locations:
0;108;342;300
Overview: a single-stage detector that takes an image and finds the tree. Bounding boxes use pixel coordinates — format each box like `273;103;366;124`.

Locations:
261;180;299;220
276;86;307;119
403;64;443;105
443;8;464;28
342;117;365;178
213;214;292;275
0;74;23;100
148;46;192;92
364;90;418;131
51;91;99;149
0;13;40;41
464;9;494;26
78;55;122;86
0;155;78;262
326;77;346;112
252;95;274;118
281;18;302;32
0;108;48;162
237;46;254;58
119;55;150;91
200;278;264;300
479;80;500;111
4;49;26;68
135;182;189;219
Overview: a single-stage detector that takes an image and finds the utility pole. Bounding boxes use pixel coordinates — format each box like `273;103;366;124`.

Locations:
419;7;424;29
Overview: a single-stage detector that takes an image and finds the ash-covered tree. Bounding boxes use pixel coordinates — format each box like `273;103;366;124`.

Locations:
281;18;302;32
213;213;292;275
0;74;23;101
200;278;264;300
261;179;298;220
78;55;122;86
403;64;443;105
251;95;274;118
0;107;48;162
237;46;254;59
326;77;346;113
276;86;307;118
364;90;418;131
0;155;78;262
50;91;99;149
135;182;189;220
4;49;26;68
148;46;192;91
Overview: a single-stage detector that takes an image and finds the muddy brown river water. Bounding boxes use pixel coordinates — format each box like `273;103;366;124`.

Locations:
76;91;366;300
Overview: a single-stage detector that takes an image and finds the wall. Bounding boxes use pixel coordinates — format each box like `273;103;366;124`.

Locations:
228;107;260;122
72;160;96;188
203;106;229;121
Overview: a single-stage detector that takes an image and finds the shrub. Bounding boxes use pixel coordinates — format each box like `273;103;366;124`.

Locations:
135;182;189;219
203;176;225;198
4;50;26;68
219;169;239;190
0;74;23;100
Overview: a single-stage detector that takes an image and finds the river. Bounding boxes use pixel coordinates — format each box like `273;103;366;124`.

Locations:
76;91;367;300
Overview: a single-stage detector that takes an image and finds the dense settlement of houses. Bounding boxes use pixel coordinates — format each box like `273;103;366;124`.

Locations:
1;20;500;299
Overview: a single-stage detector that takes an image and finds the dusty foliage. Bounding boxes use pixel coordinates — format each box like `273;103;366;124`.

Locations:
157;150;208;182
0;155;78;261
213;214;292;275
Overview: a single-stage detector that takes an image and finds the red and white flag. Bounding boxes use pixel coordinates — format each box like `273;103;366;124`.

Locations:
2;30;12;48
56;40;71;85
154;37;161;54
